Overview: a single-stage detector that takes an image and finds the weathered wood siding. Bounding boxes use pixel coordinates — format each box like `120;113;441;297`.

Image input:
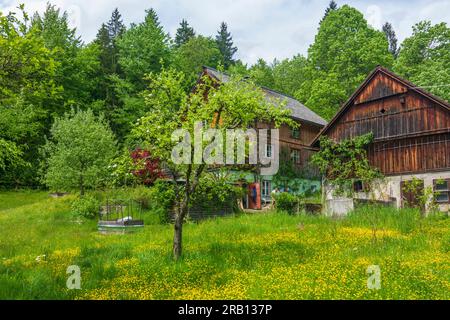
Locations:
322;70;450;176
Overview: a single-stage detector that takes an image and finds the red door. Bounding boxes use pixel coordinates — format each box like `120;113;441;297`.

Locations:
248;183;261;210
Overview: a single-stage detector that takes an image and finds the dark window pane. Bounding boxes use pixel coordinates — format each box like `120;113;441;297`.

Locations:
435;192;449;203
434;180;448;191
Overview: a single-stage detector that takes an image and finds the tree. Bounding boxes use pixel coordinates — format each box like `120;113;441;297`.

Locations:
92;9;127;137
215;22;237;69
117;8;171;90
31;4;100;107
95;8;125;76
320;0;338;24
174;35;222;87
42;109;117;195
130;68;294;259
298;5;393;119
395;21;450;101
382;22;399;58
249;58;275;88
174;19;195;48
272;55;309;97
0;6;61;186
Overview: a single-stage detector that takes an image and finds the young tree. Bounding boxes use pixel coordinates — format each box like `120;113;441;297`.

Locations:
395;21;450;101
42;109;117;196
174;19;195;48
382;22;399;58
215;22;237;69
130;68;294;259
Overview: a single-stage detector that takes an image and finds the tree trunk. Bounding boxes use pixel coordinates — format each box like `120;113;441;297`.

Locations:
173;204;186;260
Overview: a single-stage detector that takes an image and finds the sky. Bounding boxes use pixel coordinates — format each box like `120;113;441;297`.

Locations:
1;0;449;65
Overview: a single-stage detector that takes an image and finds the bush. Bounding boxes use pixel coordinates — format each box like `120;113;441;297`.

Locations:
275;192;300;214
191;175;243;212
148;180;176;224
130;186;153;209
71;195;100;219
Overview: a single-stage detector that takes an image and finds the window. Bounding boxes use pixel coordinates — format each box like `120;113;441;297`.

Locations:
434;179;450;203
353;180;370;193
353;181;363;192
290;149;301;164
265;144;272;158
262;180;271;197
291;127;300;139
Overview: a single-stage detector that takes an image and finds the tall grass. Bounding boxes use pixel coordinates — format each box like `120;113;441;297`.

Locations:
0;191;448;299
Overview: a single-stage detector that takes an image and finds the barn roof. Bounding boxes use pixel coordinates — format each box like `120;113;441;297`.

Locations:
202;66;328;127
311;66;450;147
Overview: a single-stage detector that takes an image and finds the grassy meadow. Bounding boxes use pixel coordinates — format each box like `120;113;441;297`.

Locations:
0;190;449;300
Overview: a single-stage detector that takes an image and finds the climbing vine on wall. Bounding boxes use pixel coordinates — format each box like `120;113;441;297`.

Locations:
311;133;382;195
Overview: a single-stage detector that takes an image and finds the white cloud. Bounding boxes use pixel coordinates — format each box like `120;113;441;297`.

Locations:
1;0;448;65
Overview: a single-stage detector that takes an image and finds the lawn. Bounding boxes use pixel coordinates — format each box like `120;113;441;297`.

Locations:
0;190;448;300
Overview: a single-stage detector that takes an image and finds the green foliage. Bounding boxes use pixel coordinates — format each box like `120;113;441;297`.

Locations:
394;21;450;101
299;5;394;119
71;195;100;219
0;9;60;109
116;9;171;90
191;174;243;212
312;133;382;196
274;192;301;214
402;177;439;215
248;59;276;88
147;181;176;223
42;109;117;195
0;138;26;172
31;4;101;106
174;35;222;88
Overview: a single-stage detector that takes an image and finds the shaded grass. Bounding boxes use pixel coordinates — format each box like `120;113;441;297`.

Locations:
0;191;448;299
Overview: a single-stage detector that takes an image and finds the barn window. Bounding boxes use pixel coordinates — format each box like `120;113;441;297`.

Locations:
380;108;386;114
434;179;450;203
291;127;300;139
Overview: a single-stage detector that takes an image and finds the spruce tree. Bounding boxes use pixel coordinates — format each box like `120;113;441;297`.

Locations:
215;22;237;69
382;22;399;58
174;19;195;47
320;0;338;24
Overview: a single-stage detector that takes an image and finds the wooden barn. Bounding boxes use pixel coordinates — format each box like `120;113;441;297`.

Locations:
312;66;450;212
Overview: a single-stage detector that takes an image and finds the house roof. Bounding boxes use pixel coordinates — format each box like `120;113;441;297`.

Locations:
310;66;450;147
202;66;328;127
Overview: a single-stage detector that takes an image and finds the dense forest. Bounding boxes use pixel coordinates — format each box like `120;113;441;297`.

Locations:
0;1;449;188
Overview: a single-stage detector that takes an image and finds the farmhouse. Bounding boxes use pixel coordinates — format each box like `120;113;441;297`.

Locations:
312;66;450;212
201;66;327;209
